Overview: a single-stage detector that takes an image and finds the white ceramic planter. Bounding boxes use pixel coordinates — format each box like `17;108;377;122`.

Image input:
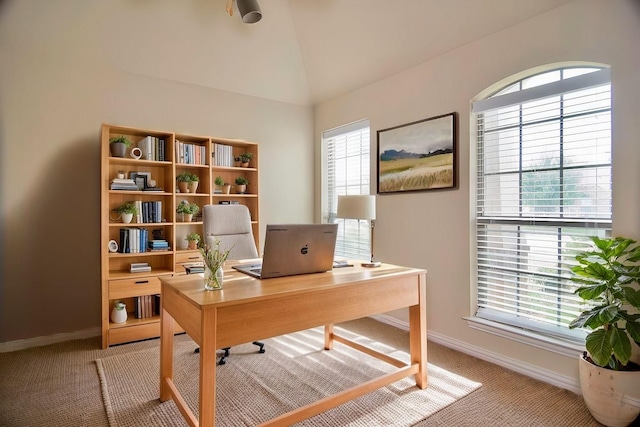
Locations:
579;353;640;427
111;302;127;324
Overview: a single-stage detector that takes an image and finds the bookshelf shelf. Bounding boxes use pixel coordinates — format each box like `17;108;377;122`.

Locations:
101;123;259;348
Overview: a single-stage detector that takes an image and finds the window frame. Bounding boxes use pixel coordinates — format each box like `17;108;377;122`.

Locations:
470;66;612;348
321;120;372;260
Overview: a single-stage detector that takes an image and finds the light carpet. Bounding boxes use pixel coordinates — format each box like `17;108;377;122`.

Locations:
96;327;481;426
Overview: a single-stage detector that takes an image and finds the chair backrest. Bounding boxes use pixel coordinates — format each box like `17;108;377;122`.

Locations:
202;204;259;260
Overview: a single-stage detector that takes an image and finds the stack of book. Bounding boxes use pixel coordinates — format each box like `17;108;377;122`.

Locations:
110;178;139;191
130;262;151;273
148;240;170;251
184;262;205;274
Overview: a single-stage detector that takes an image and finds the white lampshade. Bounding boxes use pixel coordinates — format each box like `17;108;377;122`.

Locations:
337;195;376;220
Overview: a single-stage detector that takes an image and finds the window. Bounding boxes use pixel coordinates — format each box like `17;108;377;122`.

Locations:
322;120;371;260
472;67;611;341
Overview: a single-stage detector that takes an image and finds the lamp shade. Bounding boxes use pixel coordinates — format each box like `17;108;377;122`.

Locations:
237;0;262;23
336;195;376;220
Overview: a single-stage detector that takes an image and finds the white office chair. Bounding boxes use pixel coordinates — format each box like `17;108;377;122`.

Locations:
193;204;265;365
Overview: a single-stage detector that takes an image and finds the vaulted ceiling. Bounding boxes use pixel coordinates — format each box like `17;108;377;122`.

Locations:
3;0;576;106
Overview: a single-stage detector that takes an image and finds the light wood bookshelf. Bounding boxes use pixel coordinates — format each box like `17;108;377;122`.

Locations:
100;124;259;348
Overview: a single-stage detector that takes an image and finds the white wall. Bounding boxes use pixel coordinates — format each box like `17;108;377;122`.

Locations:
0;1;314;343
315;0;640;385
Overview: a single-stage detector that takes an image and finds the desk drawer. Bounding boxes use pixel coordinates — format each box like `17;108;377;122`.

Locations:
176;251;202;264
109;276;162;299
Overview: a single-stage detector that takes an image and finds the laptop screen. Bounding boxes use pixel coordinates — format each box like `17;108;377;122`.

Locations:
236;223;338;279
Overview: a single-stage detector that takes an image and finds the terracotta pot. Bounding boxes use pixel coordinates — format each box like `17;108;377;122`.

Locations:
236;184;247;194
188;181;199;193
187;240;198;250
178;181;189;193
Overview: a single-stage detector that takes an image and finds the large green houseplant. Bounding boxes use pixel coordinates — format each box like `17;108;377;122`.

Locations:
569;236;640;426
569;236;640;369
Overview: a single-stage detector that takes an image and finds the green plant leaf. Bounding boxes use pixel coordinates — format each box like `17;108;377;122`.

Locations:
597;305;619;324
622;286;640;309
575;283;608;300
626;319;640;344
569;309;600;329
585;329;613;367
610;325;632;366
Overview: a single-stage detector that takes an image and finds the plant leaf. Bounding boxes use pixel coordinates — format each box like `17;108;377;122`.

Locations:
610;325;632;366
575;283;608;300
569;309;600;329
585;329;613;367
622;286;640;310
626;319;640;345
597;305;619;324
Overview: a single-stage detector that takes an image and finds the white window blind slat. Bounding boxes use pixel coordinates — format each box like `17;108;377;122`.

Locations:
474;67;611;341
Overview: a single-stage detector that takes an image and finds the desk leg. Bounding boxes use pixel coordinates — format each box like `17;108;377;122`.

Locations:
160;305;174;402
409;273;428;389
324;324;334;350
199;309;218;426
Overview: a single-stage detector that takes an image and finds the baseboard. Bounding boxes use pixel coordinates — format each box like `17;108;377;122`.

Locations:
0;327;101;353
369;314;581;394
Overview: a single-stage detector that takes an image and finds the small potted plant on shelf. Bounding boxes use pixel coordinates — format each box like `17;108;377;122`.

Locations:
215;176;231;194
113;201;138;224
235;176;249;194
176;201;200;222
185;232;201;250
176;172;192;193
234;152;253;167
569;236;640;426
109;135;132;158
188;173;199;194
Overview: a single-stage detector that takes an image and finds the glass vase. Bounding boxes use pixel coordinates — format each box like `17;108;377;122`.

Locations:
204;266;224;290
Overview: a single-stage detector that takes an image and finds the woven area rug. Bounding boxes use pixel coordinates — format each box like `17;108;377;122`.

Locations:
96;327;481;426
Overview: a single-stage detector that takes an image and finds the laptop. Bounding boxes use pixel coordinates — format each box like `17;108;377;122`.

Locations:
233;223;338;279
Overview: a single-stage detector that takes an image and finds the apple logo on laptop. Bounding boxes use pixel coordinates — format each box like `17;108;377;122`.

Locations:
301;245;309;255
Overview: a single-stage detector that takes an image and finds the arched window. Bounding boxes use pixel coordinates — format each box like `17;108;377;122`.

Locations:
472;66;611;342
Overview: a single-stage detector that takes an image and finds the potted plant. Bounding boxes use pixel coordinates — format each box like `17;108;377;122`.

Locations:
113;201;138;224
109;135;132;158
235;176;249;194
188;173;199;193
176;201;200;222
234;152;253;167
569;236;640;426
215;176;231;194
185;232;201;250
176;172;192;193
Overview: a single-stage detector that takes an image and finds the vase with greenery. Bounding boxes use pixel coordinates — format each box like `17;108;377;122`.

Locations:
113;201;138;223
199;239;231;290
187;173;199;193
109;135;132;158
235;176;249;194
569;236;640;426
234;152;253;167
185;232;201;250
176;201;200;222
215;176;231;194
176;172;192;193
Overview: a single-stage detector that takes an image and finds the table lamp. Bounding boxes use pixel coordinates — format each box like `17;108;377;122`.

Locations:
336;195;381;267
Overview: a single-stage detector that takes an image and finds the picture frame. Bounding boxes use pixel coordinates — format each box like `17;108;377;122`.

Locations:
377;112;457;194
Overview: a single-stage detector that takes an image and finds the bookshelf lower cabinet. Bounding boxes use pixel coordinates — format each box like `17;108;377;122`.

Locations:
101;123;260;348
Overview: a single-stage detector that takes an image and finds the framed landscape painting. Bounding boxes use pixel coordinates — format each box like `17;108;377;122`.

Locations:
377;112;457;194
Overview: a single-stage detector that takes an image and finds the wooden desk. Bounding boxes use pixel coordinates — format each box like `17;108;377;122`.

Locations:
159;262;427;427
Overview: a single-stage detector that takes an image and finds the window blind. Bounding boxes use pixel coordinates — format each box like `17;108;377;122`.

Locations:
474;67;611;340
322;120;371;260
